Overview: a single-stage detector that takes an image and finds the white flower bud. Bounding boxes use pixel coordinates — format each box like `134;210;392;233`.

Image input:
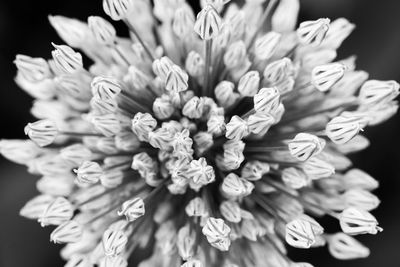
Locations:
103;0;133;21
326;116;362;145
226;116;249;140
166;65;189;93
367;101;399;126
272;0;299;33
152;56;173;81
241;161;270;181
253;87;280;114
131;112;157;141
131;152;157;177
214;81;240;108
339;207;383;235
24;119;58;147
285;219;316;248
263;57;295;85
222;148;245;171
153;95;175;120
207;114;226;136
247;113;275;135
254;32;281;60
359;80;399;108
101;170;124;188
177;224;196;260
342;189;380;211
148;127;173;150
322;18;355;49
302;157;335;180
51;43;83;74
221;173;247;198
223;139;245;152
187;157;215;186
342;169;379;191
88;16;116;45
50;220;83;244
102;229;128;256
118;197;145;222
0;139;41;165
20;194;54;220
89;113;122;137
60;144;92;166
194;4;222;40
14;55;50;82
97;137;119;154
48;15;88;48
91;76;122;101
288;133;325;161
99;255;128;267
297;18;330;46
238;71;260;97
224;41;248;69
173;6;195;37
37;175;74;196
185;51;205;77
335;135;370;154
75;161;103;185
311;63;346;92
182;96;205;119
220;201;242;223
282;167;309;189
115;131;140;151
327;233;370;260
202;217;231;251
90;95;118;114
38;197;74;227
185;197;209;218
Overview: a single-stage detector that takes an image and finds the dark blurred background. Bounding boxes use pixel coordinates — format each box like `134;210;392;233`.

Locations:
0;0;399;266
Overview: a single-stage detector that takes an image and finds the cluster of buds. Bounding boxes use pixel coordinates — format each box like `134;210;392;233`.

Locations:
2;0;398;266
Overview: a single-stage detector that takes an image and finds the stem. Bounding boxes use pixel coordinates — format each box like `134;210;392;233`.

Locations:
123;19;155;62
203;39;213;97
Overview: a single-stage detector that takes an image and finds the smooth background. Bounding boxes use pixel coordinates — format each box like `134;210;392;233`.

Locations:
0;0;399;266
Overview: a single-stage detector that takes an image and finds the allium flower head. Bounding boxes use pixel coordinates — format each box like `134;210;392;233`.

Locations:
3;0;399;266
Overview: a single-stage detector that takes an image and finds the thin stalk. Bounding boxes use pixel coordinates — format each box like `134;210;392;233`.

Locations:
203;39;213;97
123;19;155;62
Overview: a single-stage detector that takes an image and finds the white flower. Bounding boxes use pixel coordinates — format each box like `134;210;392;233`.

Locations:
4;0;397;266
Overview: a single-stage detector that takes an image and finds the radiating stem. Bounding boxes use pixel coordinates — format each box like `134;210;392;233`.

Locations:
203;39;213;97
123;19;155;62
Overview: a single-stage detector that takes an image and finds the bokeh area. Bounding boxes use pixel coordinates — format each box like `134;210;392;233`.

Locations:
0;0;399;266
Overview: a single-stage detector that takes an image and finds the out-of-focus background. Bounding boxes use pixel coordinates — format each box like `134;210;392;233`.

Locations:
0;0;399;266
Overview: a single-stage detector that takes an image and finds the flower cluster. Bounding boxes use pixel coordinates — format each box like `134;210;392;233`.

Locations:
2;0;398;266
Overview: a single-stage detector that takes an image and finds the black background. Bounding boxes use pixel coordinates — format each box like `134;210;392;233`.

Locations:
0;0;399;266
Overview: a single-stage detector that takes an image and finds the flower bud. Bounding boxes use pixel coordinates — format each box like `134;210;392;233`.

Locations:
38;197;74;227
339;207;383;235
302;157;335;180
221;173;247;198
102;229;128;256
91;76;122;101
215;81;240;108
202;217;231;251
152;56;173;81
177;224;196;260
238;71;260;97
253;87;280;115
327;233;370;260
220;200;242;223
118;197;145;222
103;0;134;21
182;96;205;119
14;55;50;82
326;116;362;145
173;6;195;37
254;32;281;60
60;144;93;166
88;16;116;45
193;132;213;155
0;139;41;165
241;161;269;181
131;112;157;141
224;41;248;69
20;194;54;220
207;114;226;136
24;119;58;147
153;95;175;120
297;18;330;46
282;167;309;189
358;80;399;108
311;63;346;92
194;4;222;40
166;65;189;93
342;189;380;211
51;43;83;74
247;113;275;135
187;157;215;186
185;197;208;218
48;15;87;47
115;131;140;151
342;169;379;191
263;57;295;85
50;220;83;244
285;219;316;248
101;170;124;188
37;175;74;196
131;152;157;177
288;133;325;161
322;18;355;49
75;161;103;186
185;51;205;77
226;116;249;140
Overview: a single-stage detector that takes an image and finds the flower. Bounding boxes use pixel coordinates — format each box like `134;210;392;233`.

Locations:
2;0;398;266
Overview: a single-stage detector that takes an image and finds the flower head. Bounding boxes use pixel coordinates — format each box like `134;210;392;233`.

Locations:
4;0;398;266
